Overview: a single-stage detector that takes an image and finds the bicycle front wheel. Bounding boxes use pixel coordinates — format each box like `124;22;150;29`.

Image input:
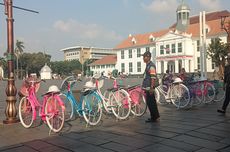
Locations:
170;83;190;109
45;95;65;133
18;97;34;128
129;89;147;117
82;91;103;126
110;89;131;120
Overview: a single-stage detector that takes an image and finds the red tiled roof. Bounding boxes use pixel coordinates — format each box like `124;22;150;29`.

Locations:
114;10;230;50
114;29;169;50
90;55;117;66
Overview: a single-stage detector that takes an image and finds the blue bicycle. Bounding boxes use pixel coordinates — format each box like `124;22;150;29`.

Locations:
60;76;103;126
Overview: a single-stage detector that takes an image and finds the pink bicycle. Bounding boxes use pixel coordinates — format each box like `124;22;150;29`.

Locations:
18;79;65;133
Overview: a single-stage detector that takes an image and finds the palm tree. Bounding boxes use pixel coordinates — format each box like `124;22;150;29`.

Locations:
15;40;25;79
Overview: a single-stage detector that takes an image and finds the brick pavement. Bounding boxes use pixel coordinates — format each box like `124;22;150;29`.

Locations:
0;80;229;152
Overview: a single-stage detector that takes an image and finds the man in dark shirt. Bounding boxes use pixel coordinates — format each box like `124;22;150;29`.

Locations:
217;53;230;114
142;51;160;122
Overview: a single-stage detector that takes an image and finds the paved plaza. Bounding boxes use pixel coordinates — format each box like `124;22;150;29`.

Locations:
0;80;229;152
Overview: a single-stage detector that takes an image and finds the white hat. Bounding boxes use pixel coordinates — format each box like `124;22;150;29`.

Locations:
173;77;183;83
47;85;60;93
84;81;96;88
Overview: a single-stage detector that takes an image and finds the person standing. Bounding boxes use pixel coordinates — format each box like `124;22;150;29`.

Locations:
142;51;160;122
217;53;230;114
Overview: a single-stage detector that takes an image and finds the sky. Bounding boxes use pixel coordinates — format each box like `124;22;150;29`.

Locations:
0;0;229;61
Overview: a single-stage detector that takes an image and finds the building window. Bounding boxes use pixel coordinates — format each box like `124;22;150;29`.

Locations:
183;12;186;19
129;49;132;58
197;57;200;70
129;62;133;73
101;65;105;68
111;64;115;68
121;50;124;59
171;44;176;53
178;42;182;53
137;48;141;57
197;40;200;52
96;65;100;69
146;47;150;52
121;63;125;72
212;61;215;69
106;64;110;68
165;44;170;54
160;45;164;55
137;62;141;72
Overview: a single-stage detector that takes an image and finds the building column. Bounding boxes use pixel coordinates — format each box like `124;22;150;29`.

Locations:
175;60;179;73
164;61;168;73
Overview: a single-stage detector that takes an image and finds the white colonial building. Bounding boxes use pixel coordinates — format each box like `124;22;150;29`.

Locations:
89;55;117;76
114;2;229;75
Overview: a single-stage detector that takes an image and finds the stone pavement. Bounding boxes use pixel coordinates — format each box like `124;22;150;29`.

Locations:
0;79;230;152
0;101;229;152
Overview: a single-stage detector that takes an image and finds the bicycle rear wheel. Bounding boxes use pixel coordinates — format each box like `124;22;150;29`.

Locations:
19;97;34;128
103;90;113;114
82;91;103;126
213;80;225;102
45;95;65;133
203;82;215;104
129;89;147;117
59;93;74;121
170;83;190;109
110;89;131;120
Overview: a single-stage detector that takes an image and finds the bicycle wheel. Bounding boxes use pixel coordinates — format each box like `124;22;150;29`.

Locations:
189;84;202;107
18;97;34;128
213;80;225;102
170;83;190;109
60;76;75;93
45;95;65;133
129;89;147;117
59;93;74;121
203;82;215;104
102;90;113;114
82;91;103;126
110;89;131;120
156;85;169;104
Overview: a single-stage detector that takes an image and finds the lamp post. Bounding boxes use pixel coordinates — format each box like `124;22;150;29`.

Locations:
3;0;19;124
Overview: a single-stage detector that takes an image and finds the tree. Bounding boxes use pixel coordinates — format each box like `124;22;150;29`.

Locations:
83;59;96;76
15;40;25;79
20;52;51;77
207;38;229;79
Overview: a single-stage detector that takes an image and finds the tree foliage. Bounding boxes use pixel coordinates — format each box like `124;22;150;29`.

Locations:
207;38;230;79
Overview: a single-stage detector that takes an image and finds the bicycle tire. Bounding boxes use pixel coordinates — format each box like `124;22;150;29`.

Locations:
45;95;65;133
102;90;113;114
60;76;75;93
82;91;103;126
110;89;131;120
59;93;74;121
19;97;34;128
155;85;169;105
129;89;147;117
213;80;225;102
203;82;215;104
170;83;190;109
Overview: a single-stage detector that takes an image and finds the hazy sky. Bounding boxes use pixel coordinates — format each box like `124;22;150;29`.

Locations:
0;0;229;61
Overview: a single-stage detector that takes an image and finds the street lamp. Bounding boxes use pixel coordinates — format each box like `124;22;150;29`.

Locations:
3;0;18;124
2;0;38;124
